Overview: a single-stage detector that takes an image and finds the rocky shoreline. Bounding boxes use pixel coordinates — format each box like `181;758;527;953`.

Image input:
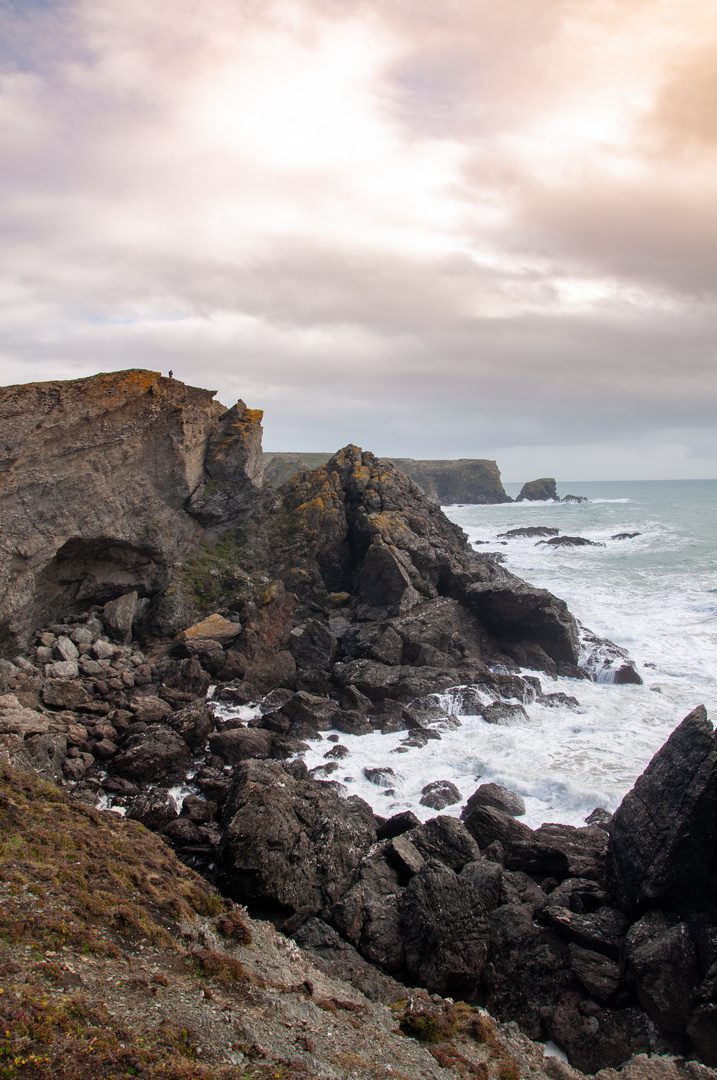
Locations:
0;370;714;1075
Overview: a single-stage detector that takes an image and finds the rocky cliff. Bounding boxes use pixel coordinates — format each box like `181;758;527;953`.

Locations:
263;452;511;505
0;370;263;654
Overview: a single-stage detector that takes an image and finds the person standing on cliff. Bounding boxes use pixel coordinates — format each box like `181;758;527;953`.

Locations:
168;370;173;379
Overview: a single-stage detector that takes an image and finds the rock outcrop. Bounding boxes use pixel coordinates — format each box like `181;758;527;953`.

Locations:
0;370;263;653
518;477;559;502
385;458;511;505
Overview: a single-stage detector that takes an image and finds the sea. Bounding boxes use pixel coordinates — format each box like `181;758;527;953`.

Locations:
296;479;717;830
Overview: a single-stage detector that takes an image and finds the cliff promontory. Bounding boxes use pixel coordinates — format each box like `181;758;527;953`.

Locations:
0;370;263;653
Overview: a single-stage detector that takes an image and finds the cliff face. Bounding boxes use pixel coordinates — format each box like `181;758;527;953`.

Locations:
386;458;511;505
263;453;511;505
0;370;263;654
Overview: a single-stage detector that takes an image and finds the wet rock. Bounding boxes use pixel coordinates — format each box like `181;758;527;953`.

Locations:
216;759;376;915
278;691;342;731
507;824;608;882
465;782;526;818
613;663;642;685
538;536;605;548
464;580;580;666
112;723;192;783
585;808;612;830
419;779;461;810
539;692;581;709
482;701;529;725
181;795;217;823
562;495;589;504
611;532;641;540
364;766;395;787
323;743;349;760
401;860;488;996
606;706;717;911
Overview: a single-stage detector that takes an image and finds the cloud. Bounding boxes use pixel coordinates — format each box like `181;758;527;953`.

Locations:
0;0;715;478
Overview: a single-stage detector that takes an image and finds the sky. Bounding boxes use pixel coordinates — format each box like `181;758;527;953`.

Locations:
1;0;716;480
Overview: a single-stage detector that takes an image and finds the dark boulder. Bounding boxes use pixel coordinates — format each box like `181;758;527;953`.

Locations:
406;815;481;872
208;727;274;764
460;859;504;911
288;620;337;671
401;860;488;996
498;527;559;539
464;580;580;665
112;723;191;783
568;944;622;1002
549;1003;652;1074
606;706;717;911
626;919;699;1032
278;691;342;731
126;788;179;831
165;702;214;748
292;916;406;1004
216;760;376;916
464;783;524;818
507;823;607;882
376;810;421;841
462;802;534;849
537;536;604;548
330;849;405;976
419;780;461;810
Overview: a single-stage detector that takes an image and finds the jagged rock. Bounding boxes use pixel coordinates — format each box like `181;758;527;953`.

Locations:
386;834;426;879
401;860;489;995
208;727;273;763
292;917;406;1004
611;532;641;540
165;703;214;748
20;733;68;782
376;811;421;841
181;795;217;823
460;859;505;911
103;593;139;644
288;620;337;671
406;816;481;872
517;478;559;502
420;780;461;810
465;782;526;818
54;635;79;662
329;849;405;976
507;824;608;882
128;695;173;724
464;580;579;665
562;495;589;504
606;706;717;911
626;920;698;1031
482;701;529;725
41;680;93;711
0;708;50;736
216;759;376;915
486;901;571;1038
462;802;534;849
540;904;629;959
356;540;421;619
92;639;117;661
164;657;212;697
112;723;192;782
549;1004;652;1074
278;691;342;731
568;944;622;1002
364;766;395;787
47;660;79;679
177;637;225;674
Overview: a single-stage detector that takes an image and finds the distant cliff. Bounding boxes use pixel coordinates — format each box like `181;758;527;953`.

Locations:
0;370;263;652
263;452;511;505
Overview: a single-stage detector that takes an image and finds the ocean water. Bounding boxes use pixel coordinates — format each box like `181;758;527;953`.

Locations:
299;479;717;829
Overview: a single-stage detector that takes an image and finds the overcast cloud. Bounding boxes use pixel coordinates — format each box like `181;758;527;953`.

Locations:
1;0;716;479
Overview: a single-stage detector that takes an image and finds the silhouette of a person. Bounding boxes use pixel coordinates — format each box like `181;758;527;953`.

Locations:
168;370;173;379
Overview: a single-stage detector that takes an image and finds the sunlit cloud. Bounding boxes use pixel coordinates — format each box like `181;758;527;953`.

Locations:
0;0;715;477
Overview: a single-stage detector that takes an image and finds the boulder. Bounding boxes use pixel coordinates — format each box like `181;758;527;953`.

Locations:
103;592;139;644
537;536;604;548
329;849;405;976
482;701;529;725
406;816;481;872
568;944;622;1002
507;823;608;882
208;727;273;764
112;723;192;782
626;920;698;1032
21;733;67;783
128;695;173;725
376;811;421;841
606;706;717;911
165;702;214;748
278;691;343;731
175;613;242;647
460;859;504;911
126;788;179;831
465;782;526;818
549;1004;652;1074
401;860;488;996
0;707;50;736
419;779;461;810
288;620;337;671
41;680;93;711
54;635;79;662
216;760;376;915
292;917;406;1005
498;527;559;539
462;802;534;849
